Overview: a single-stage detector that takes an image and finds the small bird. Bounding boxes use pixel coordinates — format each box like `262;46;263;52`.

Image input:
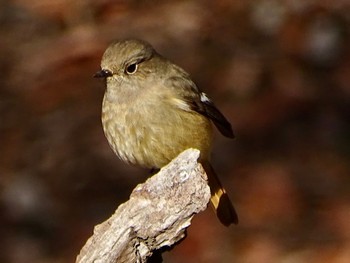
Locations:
94;39;238;226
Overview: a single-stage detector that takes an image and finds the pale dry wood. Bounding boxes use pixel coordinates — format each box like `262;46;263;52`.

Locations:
76;148;211;263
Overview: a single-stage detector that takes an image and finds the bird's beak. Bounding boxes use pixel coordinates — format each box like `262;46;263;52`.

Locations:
93;69;113;78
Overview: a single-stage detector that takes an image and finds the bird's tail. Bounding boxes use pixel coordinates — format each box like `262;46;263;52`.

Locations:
201;161;238;226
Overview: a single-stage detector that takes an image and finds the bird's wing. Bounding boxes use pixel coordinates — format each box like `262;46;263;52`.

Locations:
166;75;234;138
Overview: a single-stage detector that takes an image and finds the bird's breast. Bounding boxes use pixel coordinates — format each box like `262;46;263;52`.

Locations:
101;94;213;169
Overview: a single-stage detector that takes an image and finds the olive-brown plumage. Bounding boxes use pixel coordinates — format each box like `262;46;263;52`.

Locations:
95;39;238;226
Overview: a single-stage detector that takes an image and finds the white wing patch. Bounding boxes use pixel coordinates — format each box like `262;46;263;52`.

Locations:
200;92;211;103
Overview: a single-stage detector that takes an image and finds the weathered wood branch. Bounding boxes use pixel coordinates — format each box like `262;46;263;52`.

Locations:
76;148;211;263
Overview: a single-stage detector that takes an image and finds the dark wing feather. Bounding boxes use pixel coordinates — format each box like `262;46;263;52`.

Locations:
194;93;235;138
166;74;234;138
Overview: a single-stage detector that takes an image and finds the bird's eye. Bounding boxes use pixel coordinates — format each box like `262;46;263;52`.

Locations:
125;63;138;74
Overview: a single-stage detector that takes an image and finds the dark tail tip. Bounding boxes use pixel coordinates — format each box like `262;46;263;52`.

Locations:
217;193;239;226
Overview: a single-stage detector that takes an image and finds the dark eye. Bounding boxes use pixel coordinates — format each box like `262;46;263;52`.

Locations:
125;63;138;74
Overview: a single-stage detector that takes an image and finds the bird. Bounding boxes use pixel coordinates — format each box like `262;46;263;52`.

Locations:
94;39;238;226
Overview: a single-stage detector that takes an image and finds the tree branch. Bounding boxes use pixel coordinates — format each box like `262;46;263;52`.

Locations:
76;148;211;263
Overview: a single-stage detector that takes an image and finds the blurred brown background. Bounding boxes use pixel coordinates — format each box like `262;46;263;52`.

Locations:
0;1;349;262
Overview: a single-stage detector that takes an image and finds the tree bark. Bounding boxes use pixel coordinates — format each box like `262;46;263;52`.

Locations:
76;148;211;263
